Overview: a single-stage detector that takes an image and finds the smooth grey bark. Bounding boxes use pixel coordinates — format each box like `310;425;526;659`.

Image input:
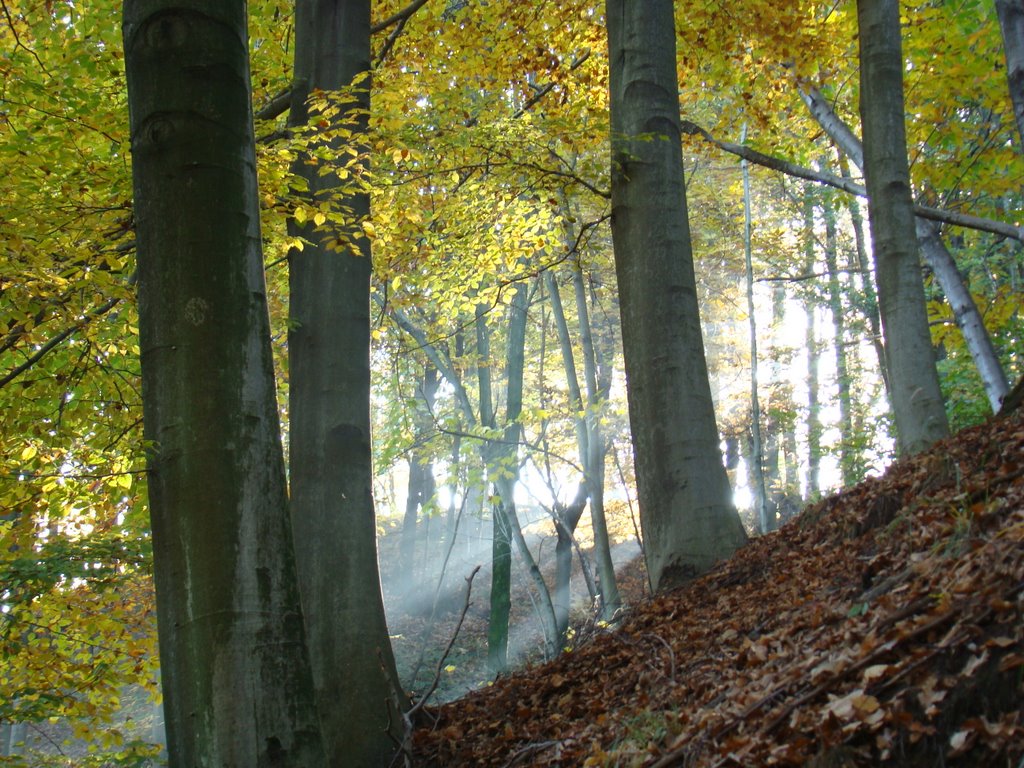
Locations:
801;86;1009;413
606;0;746;591
286;0;404;763
996;0;1024;148
545;264;620;631
740;127;768;533
492;282;560;659
570;263;621;614
913;218;1009;411
857;0;950;453
837;151;891;398
473;305;510;673
803;188;823;497
821;185;856;486
399;365;439;609
476;286;559;668
123;3;326;766
544;270;592;637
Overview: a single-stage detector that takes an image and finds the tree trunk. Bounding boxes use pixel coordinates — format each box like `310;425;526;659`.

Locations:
400;365;439;609
857;0;950;454
996;0;1024;149
837;151;891;399
605;0;746;592
741;126;769;533
545;270;591;636
496;281;560;657
803;188;823;497
123;3;325;765
913;219;1009;411
571;264;621;614
487;490;512;674
762;421;781;531
286;1;404;763
546;262;621;619
553;486;588;639
480;282;559;665
476;304;513;674
821;185;856;486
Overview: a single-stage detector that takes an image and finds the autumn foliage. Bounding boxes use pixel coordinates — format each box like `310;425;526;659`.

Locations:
413;408;1024;766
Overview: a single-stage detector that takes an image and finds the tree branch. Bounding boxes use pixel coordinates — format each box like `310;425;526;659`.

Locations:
681;120;1024;243
0;296;122;390
371;0;431;34
254;87;294;122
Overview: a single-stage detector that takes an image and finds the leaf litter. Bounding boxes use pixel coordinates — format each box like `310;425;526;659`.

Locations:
412;408;1024;766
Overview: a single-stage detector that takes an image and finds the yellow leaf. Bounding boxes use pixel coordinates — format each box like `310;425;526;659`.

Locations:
361;221;377;239
20;445;37;461
294;206;307;224
313;211;326;227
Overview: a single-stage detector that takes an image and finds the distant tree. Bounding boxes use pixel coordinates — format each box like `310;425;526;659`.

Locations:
123;2;325;764
800;86;1010;415
606;0;746;591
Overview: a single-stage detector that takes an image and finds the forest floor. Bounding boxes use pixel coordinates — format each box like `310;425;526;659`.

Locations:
406;408;1024;766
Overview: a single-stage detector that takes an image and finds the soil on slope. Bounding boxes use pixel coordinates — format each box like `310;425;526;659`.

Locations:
411;409;1024;766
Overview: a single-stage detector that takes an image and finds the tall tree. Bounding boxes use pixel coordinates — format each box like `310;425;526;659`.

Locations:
820;183;856;486
478;282;561;667
996;0;1024;149
740;127;769;533
286;0;405;763
122;2;325;765
857;0;950;453
802;187;823;497
570;263;622;613
399;364;439;610
606;0;746;592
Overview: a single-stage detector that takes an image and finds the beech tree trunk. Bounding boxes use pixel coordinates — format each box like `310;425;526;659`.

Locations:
286;0;404;763
857;0;950;453
400;365;439;609
741;129;769;533
803;188;823;497
996;0;1024;149
546;261;621;623
837;151;891;399
821;186;856;486
606;0;746;591
571;264;621;613
913;218;1009;412
545;271;592;636
123;3;325;765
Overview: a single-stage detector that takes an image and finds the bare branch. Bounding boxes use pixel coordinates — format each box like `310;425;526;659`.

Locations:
371;0;431;34
0;296;122;390
681;120;1024;244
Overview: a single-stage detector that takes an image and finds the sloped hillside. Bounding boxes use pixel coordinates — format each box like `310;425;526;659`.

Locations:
412;409;1024;766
